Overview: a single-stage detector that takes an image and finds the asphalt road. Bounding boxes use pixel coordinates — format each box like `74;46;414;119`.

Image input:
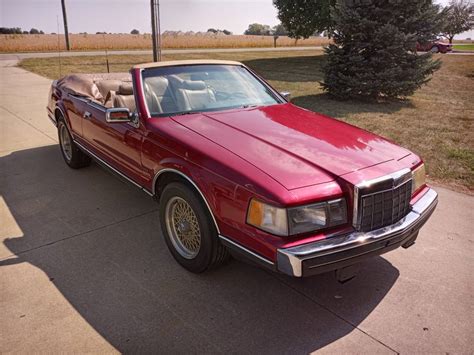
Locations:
0;60;473;353
0;46;473;61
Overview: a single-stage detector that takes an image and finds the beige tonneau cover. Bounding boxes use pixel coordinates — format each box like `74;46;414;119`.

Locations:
56;73;132;104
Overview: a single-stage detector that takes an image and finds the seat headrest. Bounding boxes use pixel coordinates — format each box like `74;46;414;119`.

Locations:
118;82;133;95
182;80;206;90
167;75;206;90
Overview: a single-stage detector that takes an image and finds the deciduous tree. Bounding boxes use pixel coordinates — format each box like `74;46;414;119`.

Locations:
441;0;474;43
272;23;288;36
244;23;272;35
273;0;334;39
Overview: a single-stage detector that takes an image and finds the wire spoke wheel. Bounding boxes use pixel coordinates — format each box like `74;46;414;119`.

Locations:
59;124;72;161
159;182;230;272
165;196;201;259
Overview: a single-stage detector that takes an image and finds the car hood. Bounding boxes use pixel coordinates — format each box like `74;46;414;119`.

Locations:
171;103;412;190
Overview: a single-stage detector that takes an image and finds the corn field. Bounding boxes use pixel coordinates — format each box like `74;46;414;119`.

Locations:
0;34;331;52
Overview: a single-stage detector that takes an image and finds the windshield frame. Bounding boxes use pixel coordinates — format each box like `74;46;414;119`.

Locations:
140;63;286;118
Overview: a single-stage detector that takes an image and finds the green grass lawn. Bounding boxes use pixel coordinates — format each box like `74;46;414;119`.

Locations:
453;44;474;51
19;50;474;192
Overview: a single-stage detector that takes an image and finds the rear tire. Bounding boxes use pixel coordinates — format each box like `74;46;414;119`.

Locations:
431;45;439;53
159;182;229;273
57;120;91;169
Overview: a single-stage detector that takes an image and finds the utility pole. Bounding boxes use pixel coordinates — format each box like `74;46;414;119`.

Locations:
150;0;162;61
61;0;71;51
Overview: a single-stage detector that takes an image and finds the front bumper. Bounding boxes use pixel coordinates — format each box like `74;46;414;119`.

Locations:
277;188;438;277
47;107;57;126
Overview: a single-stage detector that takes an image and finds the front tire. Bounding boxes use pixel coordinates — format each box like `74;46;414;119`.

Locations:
431;45;439;53
57;120;91;169
159;182;229;273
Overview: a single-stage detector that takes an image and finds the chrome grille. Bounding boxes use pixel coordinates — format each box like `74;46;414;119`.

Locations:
353;169;413;232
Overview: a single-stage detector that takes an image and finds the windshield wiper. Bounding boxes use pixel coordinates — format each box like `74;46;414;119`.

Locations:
173;111;201;116
170;105;260;116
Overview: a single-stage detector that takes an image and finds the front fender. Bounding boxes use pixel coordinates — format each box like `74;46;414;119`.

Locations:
153;158;238;235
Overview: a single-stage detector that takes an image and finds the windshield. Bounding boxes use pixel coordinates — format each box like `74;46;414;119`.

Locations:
141;64;282;116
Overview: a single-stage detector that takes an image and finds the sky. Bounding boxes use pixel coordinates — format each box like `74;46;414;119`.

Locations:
1;0;473;38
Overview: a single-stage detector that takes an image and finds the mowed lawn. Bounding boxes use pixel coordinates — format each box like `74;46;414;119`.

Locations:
19;50;474;192
453;44;474;51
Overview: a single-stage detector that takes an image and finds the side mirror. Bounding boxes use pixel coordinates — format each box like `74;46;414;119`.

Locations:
280;91;291;102
106;108;132;123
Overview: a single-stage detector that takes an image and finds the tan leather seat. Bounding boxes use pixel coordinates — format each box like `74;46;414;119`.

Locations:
168;75;215;112
113;83;136;112
95;79;123;107
145;76;179;113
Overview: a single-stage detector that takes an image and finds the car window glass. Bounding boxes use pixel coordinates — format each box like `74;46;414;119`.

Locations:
142;65;281;116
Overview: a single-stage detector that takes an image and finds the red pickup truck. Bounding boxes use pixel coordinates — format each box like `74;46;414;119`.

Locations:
47;60;437;278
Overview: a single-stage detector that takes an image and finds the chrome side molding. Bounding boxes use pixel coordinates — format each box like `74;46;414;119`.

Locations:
74;140;153;197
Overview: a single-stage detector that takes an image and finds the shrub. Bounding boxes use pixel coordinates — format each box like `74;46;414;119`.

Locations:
323;0;443;100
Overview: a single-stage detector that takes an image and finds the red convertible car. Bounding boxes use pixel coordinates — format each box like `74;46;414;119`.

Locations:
47;60;438;278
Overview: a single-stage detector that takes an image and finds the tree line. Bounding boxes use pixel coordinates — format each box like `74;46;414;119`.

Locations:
0;27;45;34
244;23;289;36
130;28;233;35
273;0;473;43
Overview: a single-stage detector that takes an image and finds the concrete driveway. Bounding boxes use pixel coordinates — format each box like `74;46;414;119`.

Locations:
1;60;473;354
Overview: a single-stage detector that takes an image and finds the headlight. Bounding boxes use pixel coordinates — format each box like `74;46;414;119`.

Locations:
247;199;288;236
289;199;347;235
247;198;347;236
412;164;426;194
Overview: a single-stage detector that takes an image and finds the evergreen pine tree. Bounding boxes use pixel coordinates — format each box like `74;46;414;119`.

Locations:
323;0;443;100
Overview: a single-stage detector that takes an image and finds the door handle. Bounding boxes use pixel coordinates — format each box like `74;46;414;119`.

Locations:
83;111;92;119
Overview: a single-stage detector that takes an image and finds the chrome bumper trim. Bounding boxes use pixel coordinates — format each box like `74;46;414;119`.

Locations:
277;188;438;277
47;107;57;126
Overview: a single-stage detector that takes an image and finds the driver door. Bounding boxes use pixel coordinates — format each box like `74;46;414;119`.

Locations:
81;99;147;186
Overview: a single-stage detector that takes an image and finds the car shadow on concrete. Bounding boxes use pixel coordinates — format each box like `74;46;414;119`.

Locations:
1;145;400;353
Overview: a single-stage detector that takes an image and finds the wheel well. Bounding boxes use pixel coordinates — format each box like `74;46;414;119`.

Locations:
55;107;64;122
154;170;220;233
154;171;194;199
